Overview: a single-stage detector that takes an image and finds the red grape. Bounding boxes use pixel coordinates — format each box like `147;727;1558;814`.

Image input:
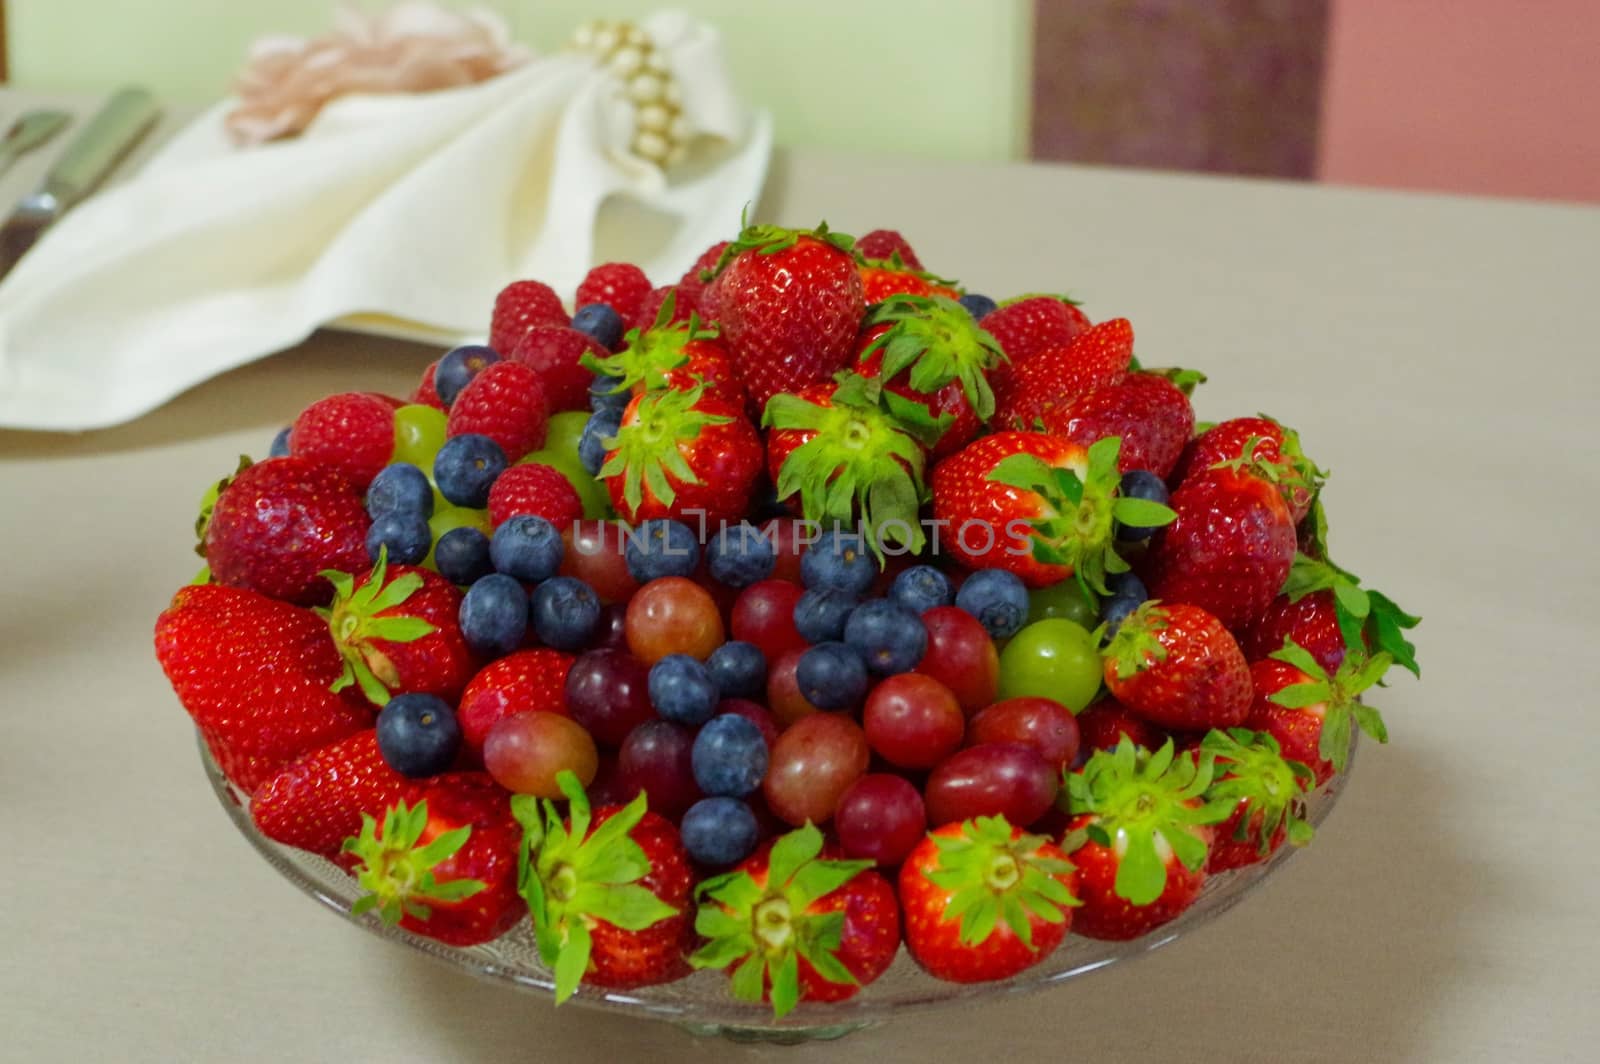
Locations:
625;577;725;662
593;602;629;650
587;752;631;806
766;649;822;726
561;520;639;604
717;698;781;748
763;714;870;826
916;606;999;714
835;774;927;867
759;518;809;585
618;719;701;821
924;742;1057;828
862;673;965;770
565;648;655;746
730;578;808;662
484;711;599;797
966;697;1081;770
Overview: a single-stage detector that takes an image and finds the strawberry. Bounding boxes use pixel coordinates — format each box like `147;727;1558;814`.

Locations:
1076;699;1171;754
486;462;583;531
991;317;1133;428
858;260;960;304
1062;738;1227;940
899;815;1079;983
690;823;899;1016
1199;727;1314;872
514;772;694;1001
930;434;1175;589
1244;638;1394;784
1041;370;1197;479
854;228;924;270
855;294;1006;459
601;385;762;530
632;284;695;332
583;299;747;411
709;222;865;416
201;456;370;607
344;773;523;946
287;391;396;490
252;729;420;859
676;240;729;317
763;374;934;555
321;552;477;707
1245;553;1423;677
411;360;446;410
446;360;550;462
457;648;574;760
508;325;609;413
1102;601;1253;732
981;295;1092;400
155;584;371;792
489;280;570;357
575;262;653;325
1173;416;1324;523
1143;451;1298;632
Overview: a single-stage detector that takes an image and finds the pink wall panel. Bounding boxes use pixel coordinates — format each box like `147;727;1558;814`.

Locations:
1319;1;1600;202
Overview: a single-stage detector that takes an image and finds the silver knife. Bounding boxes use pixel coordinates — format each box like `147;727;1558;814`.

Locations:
0;88;161;282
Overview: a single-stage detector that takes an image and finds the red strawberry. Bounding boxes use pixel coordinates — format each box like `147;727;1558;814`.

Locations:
676;240;729;317
1143;456;1298;632
992;317;1133;428
252;729;420;859
155;584;371;792
981;295;1091;398
202;456;370;606
1244;638;1394;784
1102;601;1253;732
322;554;477;707
858;262;960;304
1245;553;1423;678
930;433;1174;589
1041;371;1196;479
489;280;570;356
344;773;523;945
1199;727;1315;873
288;391;396;490
457;648;574;760
1173;416;1324;523
899;815;1078;983
1076;699;1170;754
854;228;924;270
411;360;446;410
487;462;583;531
709;222;865;416
506;325;607;414
601;386;762;529
632;284;695;332
515;772;694;1000
446;359;549;462
575;262;652;324
1062;738;1225;940
584;302;747;411
691;823;900;1015
1243;588;1346;672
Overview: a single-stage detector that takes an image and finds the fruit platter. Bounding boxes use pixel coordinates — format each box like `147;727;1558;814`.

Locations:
156;222;1420;1039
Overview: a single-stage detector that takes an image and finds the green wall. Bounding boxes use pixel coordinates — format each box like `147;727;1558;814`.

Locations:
9;0;1032;161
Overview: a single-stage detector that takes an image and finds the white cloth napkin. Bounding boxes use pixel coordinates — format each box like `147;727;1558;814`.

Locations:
0;10;771;431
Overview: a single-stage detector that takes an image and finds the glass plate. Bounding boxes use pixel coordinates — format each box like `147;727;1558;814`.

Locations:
200;731;1355;1042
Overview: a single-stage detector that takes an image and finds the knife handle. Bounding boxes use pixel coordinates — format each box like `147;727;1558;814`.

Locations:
41;88;161;208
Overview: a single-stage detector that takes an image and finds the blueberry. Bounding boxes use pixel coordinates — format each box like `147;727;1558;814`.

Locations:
959;293;998;320
649;654;720;726
436;344;500;407
888;564;953;615
793;587;858;644
955;568;1031;639
578;409;622;476
572;303;626;351
1117;470;1171;542
795;642;870;710
625;519;700;582
490;514;564;582
1106;570;1148;604
589;374;632;415
365;511;433;566
269;426;292;457
706;523;776;588
680;797;760;865
706;641;766;699
801;530;876;595
1102;595;1142;637
843;599;928;674
691;714;769;797
434;433;507;508
434;526;493;585
376;693;461;777
529;576;601;652
366;463;434;519
459;573;528;658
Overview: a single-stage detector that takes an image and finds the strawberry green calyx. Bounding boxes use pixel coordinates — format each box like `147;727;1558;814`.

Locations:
988;436;1176;597
923;815;1079;949
318;548;437;706
598;385;731;515
1146;366;1208;396
1201;728;1315;855
1282;553;1422;677
863;295;1006;420
764;374;933;557
582;292;716;393
345;799;486;925
689;823;873;1019
512;771;678;1006
705;218;856;280
1268;638;1393;772
1101;600;1171;680
1065;738;1232;905
193;454;253;555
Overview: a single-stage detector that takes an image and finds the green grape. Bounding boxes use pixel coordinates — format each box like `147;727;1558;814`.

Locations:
424;505;493;571
997;618;1103;712
544;410;591;460
393;404;448;468
518;447;611;520
1028;579;1100;628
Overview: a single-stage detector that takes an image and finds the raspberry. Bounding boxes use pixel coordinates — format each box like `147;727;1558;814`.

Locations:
575;263;652;324
854;229;924;270
287;392;395;489
676;241;729;315
489;280;570;357
632;285;695;332
487;462;584;530
508;325;606;413
446;361;549;462
411;360;446;410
